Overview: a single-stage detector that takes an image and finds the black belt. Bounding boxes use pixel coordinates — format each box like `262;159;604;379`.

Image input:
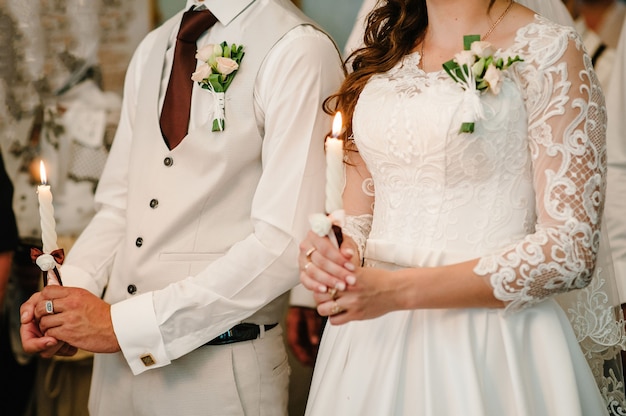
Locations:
206;323;278;346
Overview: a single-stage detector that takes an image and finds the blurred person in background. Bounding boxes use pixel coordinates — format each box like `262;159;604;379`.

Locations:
0;149;29;415
562;0;625;88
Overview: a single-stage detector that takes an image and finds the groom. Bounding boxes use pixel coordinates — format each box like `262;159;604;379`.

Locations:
19;0;343;414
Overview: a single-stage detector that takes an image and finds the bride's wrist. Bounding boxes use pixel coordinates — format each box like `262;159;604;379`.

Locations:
389;268;421;310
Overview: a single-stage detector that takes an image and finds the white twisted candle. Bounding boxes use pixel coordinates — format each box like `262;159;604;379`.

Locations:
325;112;344;214
37;161;59;254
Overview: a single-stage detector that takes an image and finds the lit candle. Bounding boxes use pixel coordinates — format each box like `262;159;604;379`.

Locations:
325;112;344;214
38;161;59;254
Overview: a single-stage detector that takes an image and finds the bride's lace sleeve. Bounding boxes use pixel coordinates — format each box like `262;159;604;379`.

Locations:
474;27;607;312
342;143;374;260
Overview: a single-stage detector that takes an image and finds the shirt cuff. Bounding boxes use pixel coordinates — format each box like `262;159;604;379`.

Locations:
111;292;171;375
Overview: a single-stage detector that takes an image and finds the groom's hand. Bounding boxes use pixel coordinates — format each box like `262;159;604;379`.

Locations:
30;285;121;354
19;291;68;357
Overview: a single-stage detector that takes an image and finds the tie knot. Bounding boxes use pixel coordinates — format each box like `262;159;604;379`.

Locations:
178;9;218;43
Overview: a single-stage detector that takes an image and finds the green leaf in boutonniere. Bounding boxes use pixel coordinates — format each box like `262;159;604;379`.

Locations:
443;35;522;134
192;41;245;131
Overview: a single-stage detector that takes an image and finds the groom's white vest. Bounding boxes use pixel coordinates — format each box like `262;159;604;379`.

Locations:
101;1;318;325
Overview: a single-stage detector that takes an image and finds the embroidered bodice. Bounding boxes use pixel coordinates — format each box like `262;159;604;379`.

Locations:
348;16;606;311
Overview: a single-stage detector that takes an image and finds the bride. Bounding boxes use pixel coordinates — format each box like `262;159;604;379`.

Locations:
299;0;625;414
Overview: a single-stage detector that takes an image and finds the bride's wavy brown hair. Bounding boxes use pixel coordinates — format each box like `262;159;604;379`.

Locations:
325;0;496;146
323;0;427;144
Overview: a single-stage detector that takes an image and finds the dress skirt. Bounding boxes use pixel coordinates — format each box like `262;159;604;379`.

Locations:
305;262;607;416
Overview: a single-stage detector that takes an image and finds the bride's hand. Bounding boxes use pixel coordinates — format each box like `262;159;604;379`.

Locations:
299;230;358;294
315;266;401;325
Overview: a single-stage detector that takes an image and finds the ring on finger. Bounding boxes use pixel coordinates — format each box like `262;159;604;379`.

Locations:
305;247;317;262
330;301;343;315
45;300;54;315
328;287;338;300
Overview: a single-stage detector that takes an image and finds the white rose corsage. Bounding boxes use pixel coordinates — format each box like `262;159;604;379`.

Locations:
443;35;522;133
192;41;245;132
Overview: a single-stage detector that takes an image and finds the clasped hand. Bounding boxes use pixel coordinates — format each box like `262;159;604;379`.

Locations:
299;230;398;324
20;285;120;357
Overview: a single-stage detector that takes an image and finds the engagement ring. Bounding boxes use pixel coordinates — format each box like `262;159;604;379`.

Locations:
329;287;338;300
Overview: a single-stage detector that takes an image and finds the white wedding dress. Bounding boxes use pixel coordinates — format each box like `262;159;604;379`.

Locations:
306;16;625;416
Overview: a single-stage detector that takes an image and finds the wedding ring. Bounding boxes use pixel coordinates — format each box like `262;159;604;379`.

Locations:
330;301;343;316
45;300;54;315
328;287;338;300
305;247;317;262
304;262;313;271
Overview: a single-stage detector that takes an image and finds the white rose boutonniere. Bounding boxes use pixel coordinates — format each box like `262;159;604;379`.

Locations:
192;41;245;131
443;35;522;133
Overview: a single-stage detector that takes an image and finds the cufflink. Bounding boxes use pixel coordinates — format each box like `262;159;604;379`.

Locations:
140;353;156;367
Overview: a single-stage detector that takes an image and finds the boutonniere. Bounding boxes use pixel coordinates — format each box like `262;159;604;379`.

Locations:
443;35;522;133
192;41;245;131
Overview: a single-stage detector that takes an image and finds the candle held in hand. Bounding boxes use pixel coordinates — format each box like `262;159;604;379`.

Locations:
37;161;59;254
325;112;344;214
35;161;63;286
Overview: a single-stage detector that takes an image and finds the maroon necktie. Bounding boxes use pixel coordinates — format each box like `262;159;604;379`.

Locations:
160;9;218;149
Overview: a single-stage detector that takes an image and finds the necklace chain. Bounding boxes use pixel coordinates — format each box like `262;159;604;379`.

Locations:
420;0;514;70
483;0;514;40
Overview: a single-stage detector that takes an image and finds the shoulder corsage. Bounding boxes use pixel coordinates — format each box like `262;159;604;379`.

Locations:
443;35;522;133
192;41;245;131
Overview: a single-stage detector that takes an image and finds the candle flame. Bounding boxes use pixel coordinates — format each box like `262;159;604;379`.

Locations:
332;112;343;138
40;161;48;185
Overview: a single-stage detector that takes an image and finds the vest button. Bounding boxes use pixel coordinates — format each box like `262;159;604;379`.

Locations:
135;237;143;247
149;199;159;208
164;157;173;167
127;284;137;295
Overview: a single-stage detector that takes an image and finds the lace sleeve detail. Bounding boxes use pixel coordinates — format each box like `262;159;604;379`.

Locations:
343;214;373;261
474;27;607;312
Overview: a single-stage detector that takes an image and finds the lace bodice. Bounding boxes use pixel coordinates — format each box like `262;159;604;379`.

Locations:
348;16;607;311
